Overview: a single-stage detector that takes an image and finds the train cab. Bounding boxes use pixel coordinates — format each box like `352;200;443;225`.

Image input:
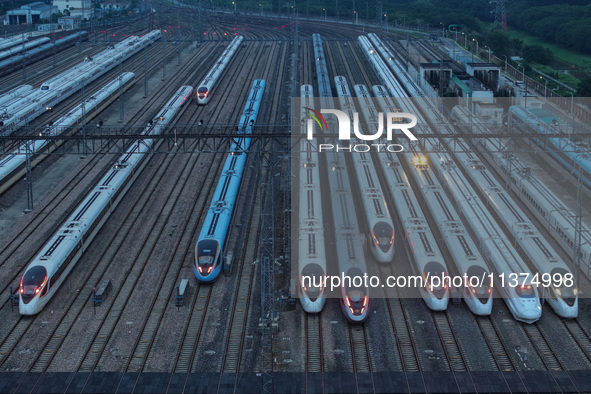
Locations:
420;261;449;311
463;265;493;315
196;87;210;104
299;263;326;313
506;277;542;323
340;268;370;322
371;221;395;259
19;265;48;315
545;267;578;318
194;239;221;282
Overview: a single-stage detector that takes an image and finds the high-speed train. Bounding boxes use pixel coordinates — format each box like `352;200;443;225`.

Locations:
297;84;327;313
333;79;395;264
0;85;32;108
451;106;579;318
361;33;542;323
195;36;244;104
194;79;265;282
0;35;28;52
0;31;88;78
1;31;160;136
313;34;370;322
370;85;492;315
509;105;591;189
1;73;136;189
19;85;193;315
0;37;50;62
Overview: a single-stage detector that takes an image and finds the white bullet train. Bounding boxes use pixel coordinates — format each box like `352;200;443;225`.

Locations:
0;31;88;78
1;73;136;187
195;36;244;104
369;84;492;315
313;33;370;322
1;30;160;136
0;35;28;52
0;85;32;108
0;37;50;63
19;85;193;315
297;84;327;313
360;33;542;323
194;79;265;282
451;106;579;318
509;105;591;188
333;79;395;264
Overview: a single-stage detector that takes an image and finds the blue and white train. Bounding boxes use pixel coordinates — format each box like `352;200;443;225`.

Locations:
19;85;193;315
196;36;244;104
297;84;327;313
194;79;265;282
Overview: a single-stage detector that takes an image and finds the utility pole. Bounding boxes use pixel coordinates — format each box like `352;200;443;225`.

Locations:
118;63;124;122
25;138;33;212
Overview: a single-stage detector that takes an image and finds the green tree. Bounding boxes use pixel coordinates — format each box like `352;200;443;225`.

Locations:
522;44;554;65
576;75;591;96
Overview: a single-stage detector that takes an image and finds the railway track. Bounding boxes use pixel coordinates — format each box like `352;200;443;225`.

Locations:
563;319;591;365
215;42;287;379
475;316;515;371
0;29;227;374
166;40;276;377
431;312;469;371
78;34;271;375
522;323;565;371
0;33;210;314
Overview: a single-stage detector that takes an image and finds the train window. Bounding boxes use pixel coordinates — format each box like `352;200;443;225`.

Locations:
197;87;208;98
515;284;535;298
301;263;325;301
197;240;219;273
372;222;394;253
423;261;447;299
50;263;67;289
20;266;47;304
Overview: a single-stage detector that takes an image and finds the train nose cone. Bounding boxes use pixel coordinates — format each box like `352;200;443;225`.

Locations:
518;302;542;323
19;302;35;315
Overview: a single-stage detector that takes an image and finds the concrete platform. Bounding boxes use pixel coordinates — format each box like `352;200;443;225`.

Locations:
1;371;591;393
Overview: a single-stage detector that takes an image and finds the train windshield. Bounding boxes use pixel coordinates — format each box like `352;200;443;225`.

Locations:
344;268;368;315
196;240;219;275
372;222;394;253
423;261;447;299
466;265;492;303
197;87;209;98
552;268;577;306
20;266;47;304
301;263;325;302
516;284;536;298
